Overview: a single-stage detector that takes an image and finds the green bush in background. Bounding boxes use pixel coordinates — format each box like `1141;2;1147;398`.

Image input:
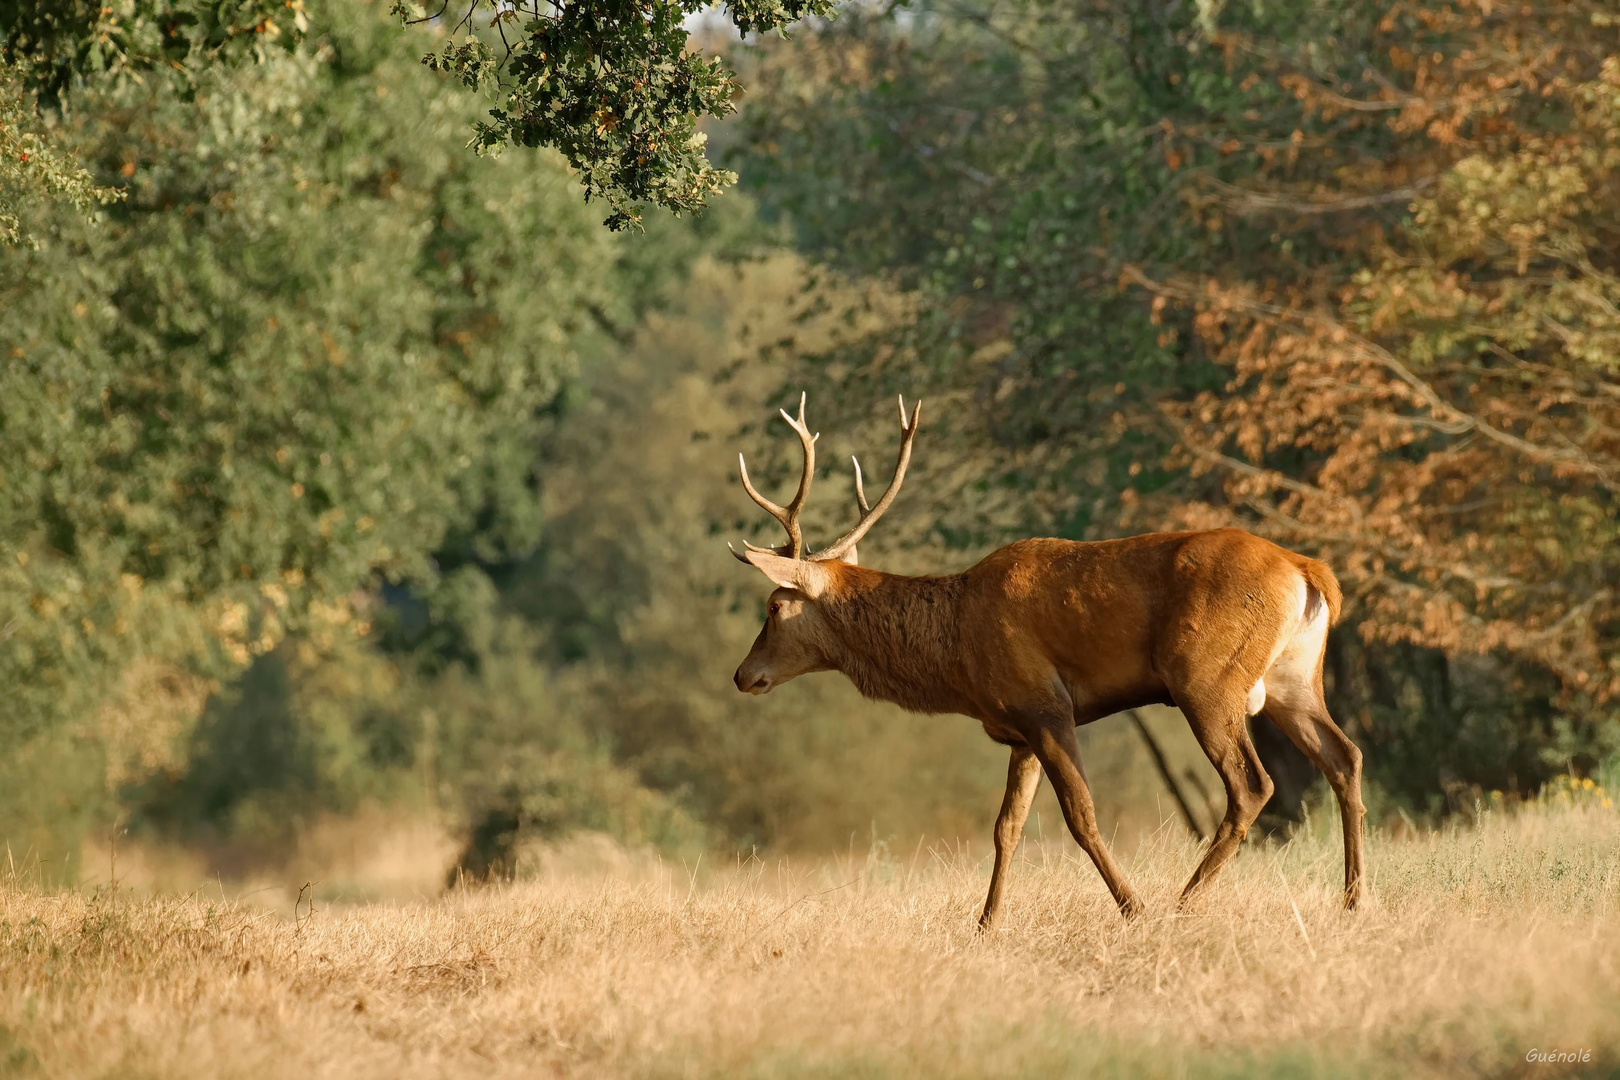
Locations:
0;1;627;876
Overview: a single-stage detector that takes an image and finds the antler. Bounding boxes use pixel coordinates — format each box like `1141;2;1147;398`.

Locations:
738;392;818;559
809;396;922;563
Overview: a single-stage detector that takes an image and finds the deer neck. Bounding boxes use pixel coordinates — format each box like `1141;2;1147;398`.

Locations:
820;567;968;715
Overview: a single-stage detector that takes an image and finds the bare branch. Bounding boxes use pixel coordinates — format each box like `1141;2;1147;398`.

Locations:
1129;710;1206;840
1188;446;1365;526
1201;175;1435;217
1123;266;1619;492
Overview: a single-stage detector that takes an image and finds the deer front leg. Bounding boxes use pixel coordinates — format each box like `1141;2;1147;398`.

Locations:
1031;719;1145;918
978;745;1042;932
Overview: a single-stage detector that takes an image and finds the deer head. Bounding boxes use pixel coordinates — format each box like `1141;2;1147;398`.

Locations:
731;394;921;694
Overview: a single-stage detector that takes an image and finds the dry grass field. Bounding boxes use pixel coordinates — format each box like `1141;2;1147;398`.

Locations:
2;798;1617;1080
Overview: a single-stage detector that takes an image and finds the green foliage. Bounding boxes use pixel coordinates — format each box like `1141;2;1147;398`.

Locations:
394;0;839;230
426;613;705;876
0;0;306;93
130;605;703;876
0;62;120;244
0;2;618;748
1326;638;1600;815
131;641;412;852
1;0;307;243
0;726;107;885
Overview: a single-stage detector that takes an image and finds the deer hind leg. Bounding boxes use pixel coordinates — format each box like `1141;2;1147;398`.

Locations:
1256;600;1366;908
978;745;1042;932
1178;692;1274;907
1262;702;1365;909
1259;682;1366;909
1028;718;1144;918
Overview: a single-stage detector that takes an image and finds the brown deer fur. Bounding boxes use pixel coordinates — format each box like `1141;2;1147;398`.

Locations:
732;401;1365;927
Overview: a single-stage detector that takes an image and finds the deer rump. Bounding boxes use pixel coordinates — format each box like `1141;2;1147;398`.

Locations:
1008;531;1344;730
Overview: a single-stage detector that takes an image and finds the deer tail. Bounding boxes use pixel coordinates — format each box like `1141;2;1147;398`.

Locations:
1298;557;1344;627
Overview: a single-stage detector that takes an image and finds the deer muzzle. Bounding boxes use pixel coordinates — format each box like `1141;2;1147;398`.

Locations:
734;664;772;695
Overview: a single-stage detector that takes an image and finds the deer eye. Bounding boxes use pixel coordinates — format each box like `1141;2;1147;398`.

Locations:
768;602;781;617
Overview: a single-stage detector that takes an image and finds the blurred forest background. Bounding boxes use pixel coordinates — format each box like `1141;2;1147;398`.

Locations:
1;0;1615;892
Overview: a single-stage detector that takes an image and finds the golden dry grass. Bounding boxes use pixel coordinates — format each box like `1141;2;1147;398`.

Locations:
2;803;1617;1080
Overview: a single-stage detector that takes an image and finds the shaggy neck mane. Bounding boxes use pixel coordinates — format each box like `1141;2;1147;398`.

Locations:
819;565;968;715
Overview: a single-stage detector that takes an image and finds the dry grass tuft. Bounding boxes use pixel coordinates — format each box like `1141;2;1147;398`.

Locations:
2;803;1617;1079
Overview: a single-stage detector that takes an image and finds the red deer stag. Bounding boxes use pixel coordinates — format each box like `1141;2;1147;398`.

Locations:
730;395;1365;927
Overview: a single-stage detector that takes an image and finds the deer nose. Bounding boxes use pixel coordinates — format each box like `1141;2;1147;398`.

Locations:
734;667;770;694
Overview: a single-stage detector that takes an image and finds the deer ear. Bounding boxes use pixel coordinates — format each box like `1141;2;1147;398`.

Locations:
739;549;831;598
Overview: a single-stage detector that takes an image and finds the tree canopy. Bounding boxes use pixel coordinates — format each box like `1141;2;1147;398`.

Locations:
0;2;622;748
0;0;305;244
395;0;839;229
3;0;818;235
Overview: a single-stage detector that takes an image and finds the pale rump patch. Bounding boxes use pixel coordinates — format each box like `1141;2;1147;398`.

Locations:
1253;572;1333;718
1244;573;1334;718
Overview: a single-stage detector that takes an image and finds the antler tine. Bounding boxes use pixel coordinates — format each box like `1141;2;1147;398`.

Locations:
838;457;871;566
811;397;922;563
737;392;819;559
